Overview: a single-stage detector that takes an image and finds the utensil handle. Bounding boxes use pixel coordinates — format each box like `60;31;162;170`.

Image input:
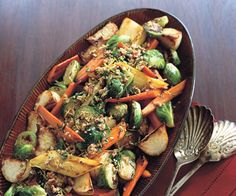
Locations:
165;163;183;196
169;160;205;196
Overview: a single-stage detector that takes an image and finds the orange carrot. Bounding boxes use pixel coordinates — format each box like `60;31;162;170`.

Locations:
47;55;81;83
76;58;104;84
51;82;77;115
37;105;84;142
142;169;152;178
142;80;186;116
123;156;148;196
93;188;119;196
102;122;126;151
141;65;158;78
106;90;162;103
148;111;163;130
147;38;159;50
117;42;125;48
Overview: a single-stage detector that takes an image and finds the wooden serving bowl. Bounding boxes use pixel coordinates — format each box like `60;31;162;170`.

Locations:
0;8;195;195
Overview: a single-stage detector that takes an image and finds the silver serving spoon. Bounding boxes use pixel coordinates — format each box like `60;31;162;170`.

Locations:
169;120;236;195
165;106;214;196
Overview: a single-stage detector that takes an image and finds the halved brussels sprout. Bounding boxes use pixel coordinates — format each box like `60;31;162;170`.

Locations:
13;131;37;160
129;101;143;129
170;49;181;66
63;60;80;85
144;49;166;69
117;150;136;181
163;63;181;85
97;163;118;189
107;78;124;98
156;101;174;128
108;103;128;122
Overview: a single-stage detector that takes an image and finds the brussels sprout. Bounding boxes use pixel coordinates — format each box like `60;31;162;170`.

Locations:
63;60;80;85
170;49;181;66
144;49;166;69
75;105;99;121
14;144;35;160
107;78;124;98
15;131;37;147
106;35;131;50
108;103;128;122
129;101;143;129
163;63;181;85
143;16;169;38
49;85;66;97
154;16;169;27
117;150;136;181
156;101;174;128
4;184;47;196
97;163;118;189
13;131;37;160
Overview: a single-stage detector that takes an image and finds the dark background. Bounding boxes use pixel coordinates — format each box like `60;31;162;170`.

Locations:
0;0;236;195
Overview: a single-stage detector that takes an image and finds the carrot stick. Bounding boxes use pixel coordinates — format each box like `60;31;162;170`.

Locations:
106;90;162;103
76;58;104;84
142;169;152;178
102;122;126;151
142;80;186;116
147;38;159;50
123;156;148;196
117;42;125;48
141;65;164;81
93;188;118;196
47;55;81;83
141;65;158;78
51;82;77;115
37;105;84;142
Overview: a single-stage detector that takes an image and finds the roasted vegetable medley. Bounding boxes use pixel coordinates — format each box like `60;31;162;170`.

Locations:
2;16;186;196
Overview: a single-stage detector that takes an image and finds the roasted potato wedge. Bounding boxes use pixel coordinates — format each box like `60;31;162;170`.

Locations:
139;125;168;156
73;173;94;195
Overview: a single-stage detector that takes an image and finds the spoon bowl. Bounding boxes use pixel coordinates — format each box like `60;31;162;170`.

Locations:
165;105;214;196
170;120;236;195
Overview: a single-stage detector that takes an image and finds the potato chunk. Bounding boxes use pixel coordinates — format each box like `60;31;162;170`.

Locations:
1;158;31;183
139;125;168;156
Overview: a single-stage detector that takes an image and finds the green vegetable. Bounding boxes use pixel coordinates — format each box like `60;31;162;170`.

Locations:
170;49;181;66
13;131;37;160
156;101;174;128
121;150;136;160
14;144;35;160
4;184;47;196
143;16;168;37
107;78;124;98
163;63;181;85
117;150;136;181
75;105;99;123
63;60;80;85
154;16;169;27
106;35;131;50
49;85;66;97
108;103;128;122
129;101;143;129
144;49;166;69
97;163;118;189
14;131;37;147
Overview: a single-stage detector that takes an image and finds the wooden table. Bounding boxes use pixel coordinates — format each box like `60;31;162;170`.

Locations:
0;0;235;195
